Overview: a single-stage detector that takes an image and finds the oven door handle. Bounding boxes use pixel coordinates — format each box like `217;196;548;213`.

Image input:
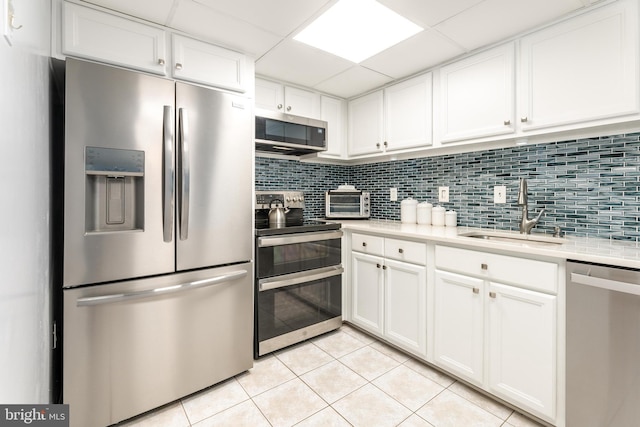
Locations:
259;266;343;292
257;230;343;247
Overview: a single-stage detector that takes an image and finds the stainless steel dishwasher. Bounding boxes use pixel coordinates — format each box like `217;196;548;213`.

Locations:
566;261;640;427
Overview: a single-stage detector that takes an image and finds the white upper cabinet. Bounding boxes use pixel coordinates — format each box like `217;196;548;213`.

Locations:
319;95;347;158
384;73;433;151
172;34;246;93
62;2;167;75
518;0;639;131
348;90;385;156
60;2;251;93
255;79;320;118
437;43;515;142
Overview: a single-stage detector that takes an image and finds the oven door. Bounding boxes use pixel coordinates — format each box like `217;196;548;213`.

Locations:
256;230;342;278
256;266;343;356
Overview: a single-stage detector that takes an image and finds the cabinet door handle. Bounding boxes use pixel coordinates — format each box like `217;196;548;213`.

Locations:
286;106;292;111
382;265;387;270
277;104;283;110
481;263;488;270
473;287;480;294
489;291;496;298
158;58;165;65
398;248;404;254
376;142;381;149
376;263;381;268
503;119;510;125
520;116;528;123
362;242;367;247
175;63;183;70
384;141;388;148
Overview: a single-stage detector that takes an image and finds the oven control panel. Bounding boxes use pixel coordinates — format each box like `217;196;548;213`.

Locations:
256;191;305;209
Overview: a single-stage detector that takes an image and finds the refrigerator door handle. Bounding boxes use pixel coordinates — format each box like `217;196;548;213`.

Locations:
75;269;248;306
162;105;175;243
178;107;190;240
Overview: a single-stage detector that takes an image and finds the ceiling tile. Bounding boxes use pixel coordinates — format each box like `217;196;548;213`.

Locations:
313;66;394;98
434;0;586;51
81;0;175;25
378;0;485;27
169;1;282;57
192;0;333;37
361;29;466;79
255;38;354;88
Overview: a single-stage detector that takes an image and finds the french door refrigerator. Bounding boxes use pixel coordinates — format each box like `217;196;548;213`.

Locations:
58;58;253;427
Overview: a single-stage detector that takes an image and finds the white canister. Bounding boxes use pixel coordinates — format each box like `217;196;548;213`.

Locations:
417;202;433;225
432;205;445;226
400;198;418;223
445;210;458;227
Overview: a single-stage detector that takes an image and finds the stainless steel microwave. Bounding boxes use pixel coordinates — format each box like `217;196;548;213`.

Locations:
325;189;370;219
255;109;327;156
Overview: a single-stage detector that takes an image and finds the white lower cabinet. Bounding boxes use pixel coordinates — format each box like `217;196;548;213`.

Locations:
350;233;427;357
433;270;484;386
434;245;559;424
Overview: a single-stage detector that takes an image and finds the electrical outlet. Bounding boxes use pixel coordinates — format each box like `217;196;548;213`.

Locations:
390;187;398;201
494;185;506;203
438;186;449;203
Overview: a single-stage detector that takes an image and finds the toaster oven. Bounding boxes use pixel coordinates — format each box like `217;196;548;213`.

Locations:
325;187;370;219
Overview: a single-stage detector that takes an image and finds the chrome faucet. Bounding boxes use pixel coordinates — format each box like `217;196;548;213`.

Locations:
517;178;545;234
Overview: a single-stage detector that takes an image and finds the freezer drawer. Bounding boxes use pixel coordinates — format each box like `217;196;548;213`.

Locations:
63;263;253;427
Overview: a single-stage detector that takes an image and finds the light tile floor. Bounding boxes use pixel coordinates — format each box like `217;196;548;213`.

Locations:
119;324;546;427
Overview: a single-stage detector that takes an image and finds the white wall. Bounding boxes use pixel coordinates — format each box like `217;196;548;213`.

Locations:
0;0;52;403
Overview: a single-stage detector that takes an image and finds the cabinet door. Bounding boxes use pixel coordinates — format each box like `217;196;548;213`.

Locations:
319;95;346;158
433;270;484;386
438;43;514;142
348;91;384;156
351;252;384;335
255;79;285;112
384;259;427;356
284;87;321;118
518;0;639;131
172;35;246;93
62;3;167;75
488;282;557;421
384;73;433;151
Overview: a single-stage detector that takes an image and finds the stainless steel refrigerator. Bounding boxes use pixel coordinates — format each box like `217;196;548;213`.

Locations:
59;58;253;427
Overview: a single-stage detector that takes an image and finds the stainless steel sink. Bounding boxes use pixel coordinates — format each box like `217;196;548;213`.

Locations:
459;230;565;246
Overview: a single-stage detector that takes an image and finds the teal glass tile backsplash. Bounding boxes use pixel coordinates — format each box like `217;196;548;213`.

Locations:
256;132;640;241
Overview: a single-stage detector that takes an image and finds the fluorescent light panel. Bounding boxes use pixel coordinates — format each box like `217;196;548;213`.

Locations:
294;0;423;63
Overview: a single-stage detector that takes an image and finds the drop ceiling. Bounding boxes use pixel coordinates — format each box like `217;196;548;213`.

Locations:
81;0;603;99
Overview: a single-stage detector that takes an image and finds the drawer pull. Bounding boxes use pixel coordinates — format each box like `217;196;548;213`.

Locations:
382;265;387;270
489;291;496;298
503;119;511;126
362;242;367;247
376;263;381;269
473;287;480;294
398;248;404;254
481;263;488;270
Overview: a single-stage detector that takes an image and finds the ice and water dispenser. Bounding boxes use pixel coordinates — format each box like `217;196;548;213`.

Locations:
85;146;145;233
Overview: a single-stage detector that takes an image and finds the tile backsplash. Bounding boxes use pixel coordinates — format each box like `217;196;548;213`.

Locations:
256;132;640;241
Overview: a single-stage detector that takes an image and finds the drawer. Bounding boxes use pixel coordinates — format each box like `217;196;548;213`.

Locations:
351;233;384;256
435;245;558;294
384;238;427;265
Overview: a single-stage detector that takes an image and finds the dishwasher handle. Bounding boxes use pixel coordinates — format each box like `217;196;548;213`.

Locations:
570;272;640;296
76;270;248;306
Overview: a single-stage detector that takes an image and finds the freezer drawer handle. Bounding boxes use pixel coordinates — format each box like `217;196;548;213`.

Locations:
162;105;175;243
178;107;190;240
75;269;248;306
259;266;343;292
570;272;640;296
258;230;343;248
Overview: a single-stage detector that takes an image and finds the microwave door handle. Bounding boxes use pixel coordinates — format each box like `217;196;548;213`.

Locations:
162;105;174;243
178;107;190;240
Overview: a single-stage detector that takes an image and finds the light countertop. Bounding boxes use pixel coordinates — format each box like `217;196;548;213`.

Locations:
332;220;640;270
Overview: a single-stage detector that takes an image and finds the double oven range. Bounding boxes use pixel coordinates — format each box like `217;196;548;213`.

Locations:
254;191;343;357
